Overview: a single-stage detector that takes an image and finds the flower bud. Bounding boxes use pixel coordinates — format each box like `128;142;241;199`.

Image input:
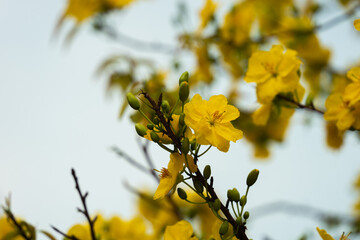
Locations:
203;165;211;180
246;169;259;187
219;221;229;235
135;123;147;137
213;199;221;212
147;123;154;130
243;211;250;220
179;71;189;84
181;138;190;154
153;117;160;125
240;195;247;207
179;82;189;102
177;188;187;200
150;131;160;143
192;178;203;193
190;140;197;151
236;216;242;225
227;188;240;202
161;100;170;112
126;92;140;110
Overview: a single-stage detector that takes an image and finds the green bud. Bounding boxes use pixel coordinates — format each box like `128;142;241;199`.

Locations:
150;131;160;143
192;178;203;193
179;71;189;84
179;113;185;126
219;221;229;235
161;100;170;112
213;199;221;211
203;165;211;180
181;138;190;154
147;123;154;130
240;195;247;207
243;211;250;220
135;123;147;137
176;174;184;183
153;117;160;125
126;92;140;110
227;188;240;202
177;188;187;200
246;169;259;187
236;216;242;225
305;93;314;107
179;82;189;102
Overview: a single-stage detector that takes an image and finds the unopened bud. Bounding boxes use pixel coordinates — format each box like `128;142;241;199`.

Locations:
192;178;203;193
236;216;242;225
190;140;197;151
219;221;229;235
203;165;211;180
150;131;160;143
240;195;247;207
126;92;140;110
147;123;154;130
177;188;187;200
153;117;160;125
243;211;250;220
161;100;170;112
213;199;221;211
246;169;259;187
179;71;189;84
135;123;147;137
179;82;189;102
227;188;240;202
181;138;190;154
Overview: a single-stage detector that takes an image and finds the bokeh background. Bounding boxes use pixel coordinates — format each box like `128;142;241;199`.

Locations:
1;0;360;239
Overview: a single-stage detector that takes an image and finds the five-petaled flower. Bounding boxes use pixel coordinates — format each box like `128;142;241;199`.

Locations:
184;94;243;152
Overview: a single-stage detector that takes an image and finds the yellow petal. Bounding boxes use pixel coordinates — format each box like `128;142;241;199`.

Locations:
316;227;335;240
354;19;360;31
164;220;198;240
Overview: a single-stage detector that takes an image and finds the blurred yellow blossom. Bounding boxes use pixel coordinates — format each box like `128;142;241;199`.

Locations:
154;153;197;200
0;216;23;240
164;220;198;240
184;94;243;152
244;45;302;104
354;19;360;31
198;0;217;31
316;227;351;240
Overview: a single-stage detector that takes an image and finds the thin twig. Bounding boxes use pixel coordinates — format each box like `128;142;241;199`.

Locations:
112;146;157;179
277;95;325;114
137;140;159;182
71;168;97;240
51;226;79;240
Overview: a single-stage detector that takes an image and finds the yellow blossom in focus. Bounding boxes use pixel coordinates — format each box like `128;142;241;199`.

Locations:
184;94;243;152
316;227;351;240
154;153;197;200
354;19;360;31
244;45;302;104
164;220;198;240
198;0;217;31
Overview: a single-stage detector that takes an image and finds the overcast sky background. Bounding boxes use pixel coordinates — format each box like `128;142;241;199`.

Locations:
1;0;360;239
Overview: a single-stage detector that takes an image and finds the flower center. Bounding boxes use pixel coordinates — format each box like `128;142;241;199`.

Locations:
159;167;171;179
262;62;278;77
208;110;225;125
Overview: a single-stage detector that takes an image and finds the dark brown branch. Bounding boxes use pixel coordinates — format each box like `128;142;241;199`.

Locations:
277;95;325;114
137;140;160;182
71;168;97;240
51;226;79;240
2;199;32;240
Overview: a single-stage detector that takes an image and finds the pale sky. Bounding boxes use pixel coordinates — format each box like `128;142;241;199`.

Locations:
0;0;360;239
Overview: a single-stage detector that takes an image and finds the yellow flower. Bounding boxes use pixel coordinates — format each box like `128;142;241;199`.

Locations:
198;0;217;31
164;220;198;240
354;19;360;31
67;224;91;240
154;153;197;200
344;67;360;106
63;0;101;22
316;227;351;240
184;94;243;152
245;45;302;104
